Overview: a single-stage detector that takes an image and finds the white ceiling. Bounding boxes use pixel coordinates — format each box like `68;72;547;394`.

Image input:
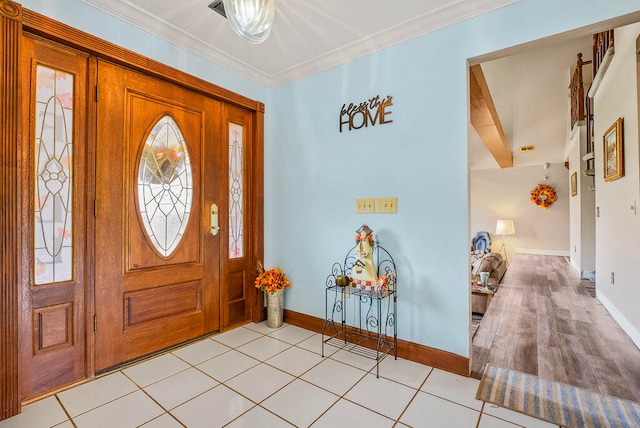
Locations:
468;35;593;170
79;0;518;88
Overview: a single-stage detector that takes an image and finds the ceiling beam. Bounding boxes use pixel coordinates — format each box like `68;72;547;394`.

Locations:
469;64;513;168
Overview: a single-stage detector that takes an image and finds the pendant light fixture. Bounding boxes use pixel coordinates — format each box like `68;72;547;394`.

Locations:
210;0;275;44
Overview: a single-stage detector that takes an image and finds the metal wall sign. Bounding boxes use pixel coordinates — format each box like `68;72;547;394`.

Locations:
339;94;393;132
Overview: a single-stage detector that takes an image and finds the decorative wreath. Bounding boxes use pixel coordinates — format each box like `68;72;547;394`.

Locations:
530;184;557;209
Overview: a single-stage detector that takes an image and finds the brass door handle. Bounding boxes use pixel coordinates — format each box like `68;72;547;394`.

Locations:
210;203;220;236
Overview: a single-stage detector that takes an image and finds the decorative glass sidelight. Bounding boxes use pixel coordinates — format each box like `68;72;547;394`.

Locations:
137;116;193;257
229;123;244;259
34;65;74;284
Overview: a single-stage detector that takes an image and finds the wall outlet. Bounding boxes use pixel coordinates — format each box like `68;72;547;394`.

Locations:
376;197;397;213
355;198;375;214
611;272;615;285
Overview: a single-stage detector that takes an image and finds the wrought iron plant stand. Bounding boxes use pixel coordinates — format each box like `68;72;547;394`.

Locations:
322;242;397;377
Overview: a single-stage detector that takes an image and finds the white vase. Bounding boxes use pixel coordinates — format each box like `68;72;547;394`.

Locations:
266;289;284;328
480;271;490;289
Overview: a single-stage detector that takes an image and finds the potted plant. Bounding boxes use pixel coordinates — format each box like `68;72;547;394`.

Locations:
255;261;291;328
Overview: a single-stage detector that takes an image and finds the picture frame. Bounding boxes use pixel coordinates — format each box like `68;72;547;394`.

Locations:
603;117;624;182
571;172;577;196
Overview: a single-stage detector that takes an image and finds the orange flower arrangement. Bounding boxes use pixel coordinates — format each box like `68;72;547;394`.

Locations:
530;184;557;209
255;261;291;294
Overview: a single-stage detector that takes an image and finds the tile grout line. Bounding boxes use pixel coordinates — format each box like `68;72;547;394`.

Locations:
393;366;434;426
219;343;336;427
475;401;485;428
145;339;327;426
215;340;311;426
156;325;311;427
59;387;140;421
230;331;435;426
122;346;262;427
119;370;189;427
54;394;77;428
218;327;383;427
171;346;234;368
306;349;385;427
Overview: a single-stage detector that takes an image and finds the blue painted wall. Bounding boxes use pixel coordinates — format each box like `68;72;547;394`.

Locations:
268;0;640;357
19;0;640;358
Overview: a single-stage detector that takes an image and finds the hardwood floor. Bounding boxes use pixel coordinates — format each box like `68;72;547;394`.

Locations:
471;254;640;402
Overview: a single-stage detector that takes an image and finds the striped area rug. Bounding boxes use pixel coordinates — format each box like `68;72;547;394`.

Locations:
476;364;640;427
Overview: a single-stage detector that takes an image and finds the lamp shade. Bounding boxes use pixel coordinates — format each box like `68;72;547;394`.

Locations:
496;219;515;235
223;0;275;44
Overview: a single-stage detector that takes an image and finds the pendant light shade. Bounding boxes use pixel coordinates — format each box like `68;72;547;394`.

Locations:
222;0;275;44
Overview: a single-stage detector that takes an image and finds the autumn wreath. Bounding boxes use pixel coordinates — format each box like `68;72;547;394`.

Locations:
530;184;557;209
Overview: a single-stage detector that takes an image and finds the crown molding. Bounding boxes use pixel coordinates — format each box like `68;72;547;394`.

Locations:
77;0;272;87
78;0;518;89
269;0;519;87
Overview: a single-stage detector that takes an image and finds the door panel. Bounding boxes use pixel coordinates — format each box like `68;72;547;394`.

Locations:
95;60;222;371
127;98;200;269
20;37;88;399
221;105;255;329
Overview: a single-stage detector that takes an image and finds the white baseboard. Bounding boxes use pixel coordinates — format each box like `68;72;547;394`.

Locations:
597;290;640;350
569;258;581;275
515;248;571;257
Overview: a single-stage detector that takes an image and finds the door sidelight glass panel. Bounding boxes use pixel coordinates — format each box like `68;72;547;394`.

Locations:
229;123;244;259
34;65;74;284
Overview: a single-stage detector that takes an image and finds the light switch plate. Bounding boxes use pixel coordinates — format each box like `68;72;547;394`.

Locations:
376;197;397;213
356;198;375;214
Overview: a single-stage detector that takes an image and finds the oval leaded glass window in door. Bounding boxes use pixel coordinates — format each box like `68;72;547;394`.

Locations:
137;115;193;257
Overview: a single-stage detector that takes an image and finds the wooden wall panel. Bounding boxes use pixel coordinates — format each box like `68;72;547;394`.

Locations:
0;0;22;420
34;304;73;353
228;301;246;326
125;282;201;327
229;272;246;301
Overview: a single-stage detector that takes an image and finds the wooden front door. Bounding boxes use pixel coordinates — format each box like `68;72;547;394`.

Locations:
5;9;265;415
94;60;222;371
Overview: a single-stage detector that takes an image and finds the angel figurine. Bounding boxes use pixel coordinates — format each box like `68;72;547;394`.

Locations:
350;224;379;289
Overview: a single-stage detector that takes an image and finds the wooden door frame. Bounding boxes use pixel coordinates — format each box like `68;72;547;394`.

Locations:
1;0;23;421
0;1;265;419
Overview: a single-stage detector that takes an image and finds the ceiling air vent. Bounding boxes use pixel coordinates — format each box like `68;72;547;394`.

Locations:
519;146;535;152
208;0;227;18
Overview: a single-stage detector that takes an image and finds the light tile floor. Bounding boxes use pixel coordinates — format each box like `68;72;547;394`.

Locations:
0;322;561;428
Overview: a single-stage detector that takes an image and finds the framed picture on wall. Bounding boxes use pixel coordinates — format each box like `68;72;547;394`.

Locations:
603;117;624;182
571;172;577;196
